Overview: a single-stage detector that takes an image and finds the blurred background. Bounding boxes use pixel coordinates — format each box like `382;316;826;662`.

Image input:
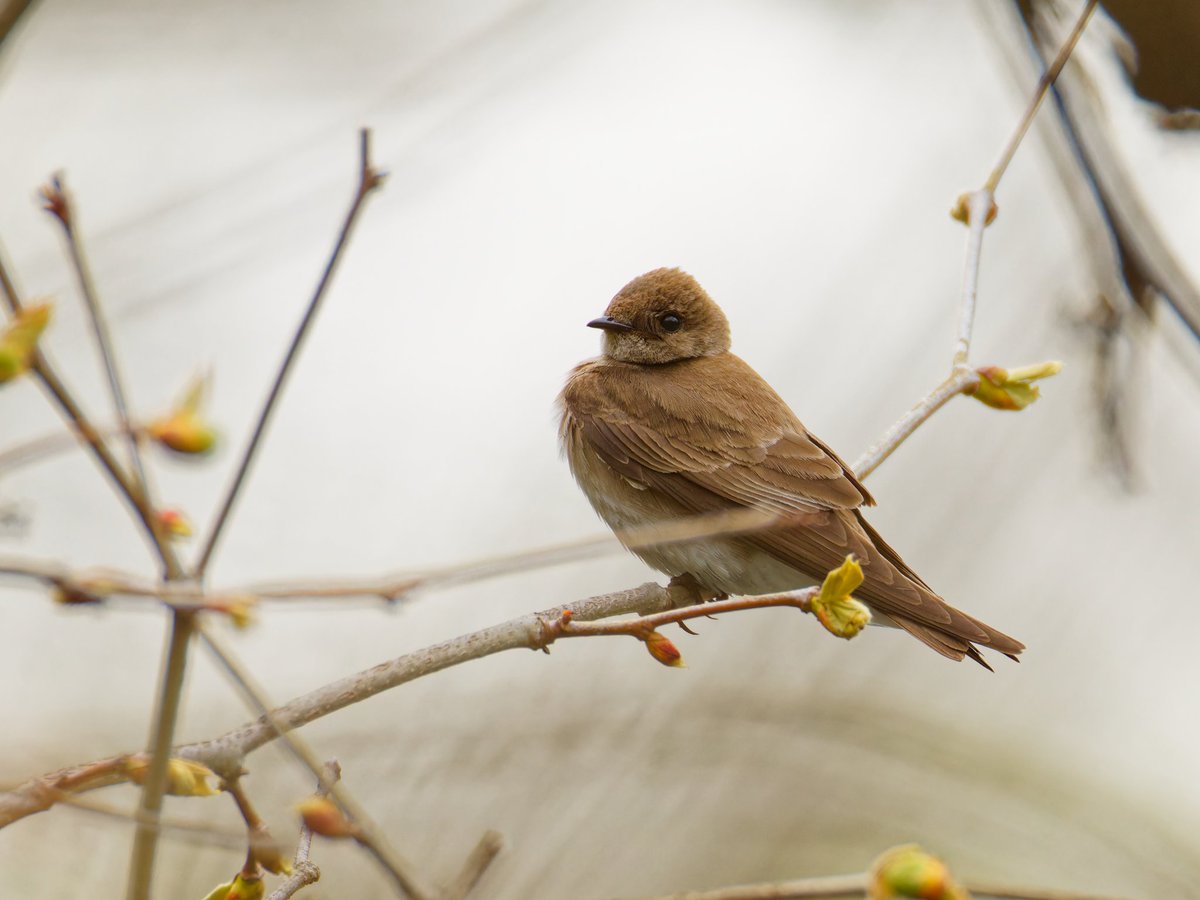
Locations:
1;0;1198;897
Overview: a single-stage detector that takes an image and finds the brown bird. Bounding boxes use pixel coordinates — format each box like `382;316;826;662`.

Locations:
558;268;1024;668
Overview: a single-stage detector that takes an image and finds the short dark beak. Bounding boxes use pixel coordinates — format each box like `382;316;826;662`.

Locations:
587;316;635;333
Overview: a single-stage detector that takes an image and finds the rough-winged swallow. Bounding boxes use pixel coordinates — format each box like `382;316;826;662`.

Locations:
558;268;1023;668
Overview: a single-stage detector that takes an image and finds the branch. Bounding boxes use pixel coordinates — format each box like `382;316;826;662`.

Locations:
983;0;1100;194
263;761;340;900
193;127;386;579
618;873;1123;900
0;247;181;576
0;0;38;52
40;173;152;503
264;860;320;900
126;610;195;900
440;830;504;900
858;1;1096;474
196;621;437;900
851;367;980;480
0;581;689;830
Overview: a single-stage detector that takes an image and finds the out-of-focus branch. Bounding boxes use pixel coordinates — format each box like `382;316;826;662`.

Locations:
441;830;504;900
0;248;181;575
619;874;1122;900
263;761;340;900
0;580;691;830
984;0;1099;193
0;0;38;52
40;173;152;501
197;621;436;900
125;128;385;900
193;127;386;579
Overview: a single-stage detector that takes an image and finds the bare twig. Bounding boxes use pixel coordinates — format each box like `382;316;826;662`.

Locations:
37;787;244;849
0;423;135;474
860;0;1097;476
441;830;504;900
984;0;1100;193
851;367;980;479
41;173;152;500
952;188;995;367
265;860;321;900
0;247;180;574
2;241;190;900
193;128;386;578
197;621;436;900
615;872;866;899
617;873;1123;900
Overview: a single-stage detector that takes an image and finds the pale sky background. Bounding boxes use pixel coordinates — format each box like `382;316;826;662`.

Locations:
1;1;1199;897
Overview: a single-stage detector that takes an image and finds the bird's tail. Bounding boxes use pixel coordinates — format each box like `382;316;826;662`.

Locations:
853;513;1025;669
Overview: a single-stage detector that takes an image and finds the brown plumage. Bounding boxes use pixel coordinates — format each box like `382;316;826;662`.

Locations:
558;267;1023;668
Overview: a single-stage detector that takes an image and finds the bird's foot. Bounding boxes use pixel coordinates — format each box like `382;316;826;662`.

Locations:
667;573;727;609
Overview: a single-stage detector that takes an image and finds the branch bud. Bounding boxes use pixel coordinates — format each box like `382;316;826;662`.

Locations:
642;629;685;667
949;191;997;226
146;374;218;454
869;844;970;899
0;303;52;384
206;593;257;629
297;796;357;839
811;555;871;639
967;361;1063;411
202;873;264;900
122;755;219;797
155;507;193;538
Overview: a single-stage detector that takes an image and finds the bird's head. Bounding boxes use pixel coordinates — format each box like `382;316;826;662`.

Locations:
588;268;731;365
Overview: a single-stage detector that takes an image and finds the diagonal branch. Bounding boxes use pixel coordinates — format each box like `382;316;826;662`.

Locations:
41;173;152;502
0;246;182;576
192;128;387;579
196;621;437;900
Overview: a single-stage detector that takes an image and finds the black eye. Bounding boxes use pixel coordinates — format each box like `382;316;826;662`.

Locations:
659;312;683;333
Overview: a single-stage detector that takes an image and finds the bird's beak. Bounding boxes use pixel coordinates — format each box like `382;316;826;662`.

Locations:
587;316;635;333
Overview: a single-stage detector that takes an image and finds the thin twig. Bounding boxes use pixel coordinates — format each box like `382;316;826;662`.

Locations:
0;246;180;574
850;367;980;480
265;860;321;900
41;173;152;501
441;830;504;900
263;759;340;900
617;873;1124;900
953;189;994;367
615;873;866;899
39;787;245;849
542;589;816;644
984;0;1099;193
0;423;137;474
193;128;386;578
196;621;436;900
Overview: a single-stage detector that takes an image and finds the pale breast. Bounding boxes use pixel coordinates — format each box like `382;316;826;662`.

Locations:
559;398;811;596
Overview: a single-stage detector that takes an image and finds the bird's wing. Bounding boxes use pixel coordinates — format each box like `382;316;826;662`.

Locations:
564;358;1022;661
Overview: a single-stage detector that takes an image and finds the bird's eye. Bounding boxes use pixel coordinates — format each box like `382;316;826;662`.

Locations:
659;312;683;333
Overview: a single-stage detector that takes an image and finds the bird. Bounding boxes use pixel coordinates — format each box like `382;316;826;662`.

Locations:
558;267;1024;668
